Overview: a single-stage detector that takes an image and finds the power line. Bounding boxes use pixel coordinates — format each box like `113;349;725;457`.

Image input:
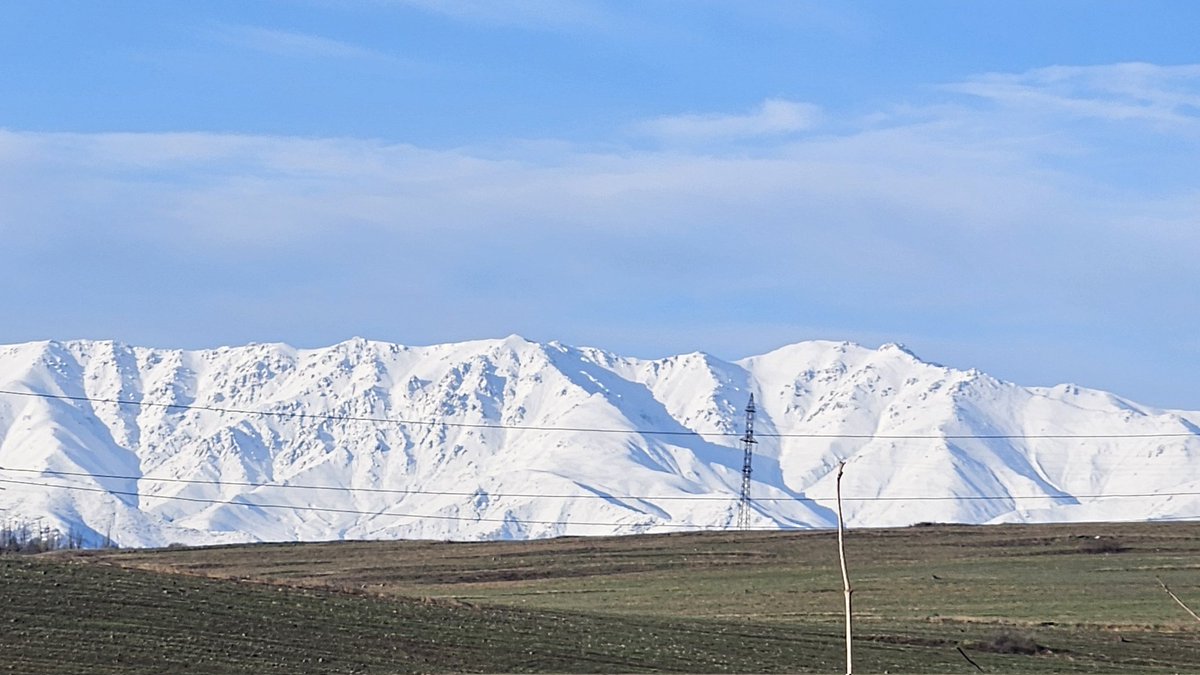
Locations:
2;466;1199;503
0;466;740;501
0;477;732;531
2;476;1197;533
1;388;1195;440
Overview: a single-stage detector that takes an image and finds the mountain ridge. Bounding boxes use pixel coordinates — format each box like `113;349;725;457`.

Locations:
0;336;1197;547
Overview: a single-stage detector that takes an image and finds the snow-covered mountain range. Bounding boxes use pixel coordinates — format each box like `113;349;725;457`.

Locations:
0;337;1197;547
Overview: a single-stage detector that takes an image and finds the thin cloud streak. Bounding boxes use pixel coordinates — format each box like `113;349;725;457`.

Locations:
389;0;616;32
213;23;409;65
946;63;1200;131
633;99;822;143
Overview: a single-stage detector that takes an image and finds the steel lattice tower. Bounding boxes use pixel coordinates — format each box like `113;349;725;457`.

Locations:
737;394;757;529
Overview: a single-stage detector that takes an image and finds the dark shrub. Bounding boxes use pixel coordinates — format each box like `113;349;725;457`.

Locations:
973;631;1046;655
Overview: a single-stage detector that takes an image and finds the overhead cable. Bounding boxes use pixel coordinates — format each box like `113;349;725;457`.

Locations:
2;467;1198;504
1;389;1193;440
0;477;739;531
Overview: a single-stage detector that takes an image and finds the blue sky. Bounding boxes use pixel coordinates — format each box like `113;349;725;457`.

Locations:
1;1;1198;408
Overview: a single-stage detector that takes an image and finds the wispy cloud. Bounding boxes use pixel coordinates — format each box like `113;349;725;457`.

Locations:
946;63;1200;130
633;99;822;143
215;24;403;64
389;0;614;32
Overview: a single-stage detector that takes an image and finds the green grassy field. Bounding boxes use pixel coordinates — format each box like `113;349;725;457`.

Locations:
3;522;1200;673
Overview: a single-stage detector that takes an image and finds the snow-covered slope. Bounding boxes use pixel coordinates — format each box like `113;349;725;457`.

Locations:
0;337;1196;547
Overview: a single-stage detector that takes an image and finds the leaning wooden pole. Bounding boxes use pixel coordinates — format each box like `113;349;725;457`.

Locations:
1158;577;1200;624
836;461;853;675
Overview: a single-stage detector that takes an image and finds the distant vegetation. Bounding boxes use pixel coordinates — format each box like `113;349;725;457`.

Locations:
0;519;96;554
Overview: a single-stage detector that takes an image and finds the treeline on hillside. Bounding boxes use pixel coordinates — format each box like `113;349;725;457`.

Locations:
1;519;109;553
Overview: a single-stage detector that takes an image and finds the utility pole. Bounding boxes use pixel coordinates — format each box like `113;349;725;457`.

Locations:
836;461;854;675
737;394;756;529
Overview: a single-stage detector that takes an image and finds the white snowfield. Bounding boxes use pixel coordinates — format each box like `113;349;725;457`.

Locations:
0;337;1197;547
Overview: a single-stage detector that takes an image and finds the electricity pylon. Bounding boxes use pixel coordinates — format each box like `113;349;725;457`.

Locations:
737;394;757;529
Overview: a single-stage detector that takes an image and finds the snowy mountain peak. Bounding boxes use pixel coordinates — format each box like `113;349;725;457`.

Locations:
0;337;1197;547
876;342;921;360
